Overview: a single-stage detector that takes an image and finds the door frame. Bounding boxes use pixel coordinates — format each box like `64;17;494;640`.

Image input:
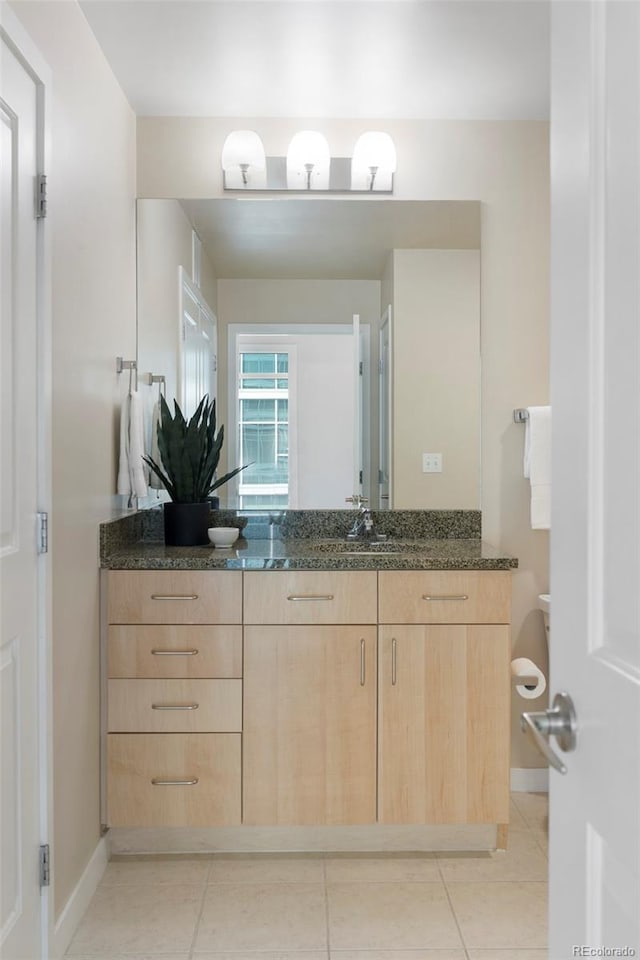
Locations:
0;6;53;957
378;305;393;509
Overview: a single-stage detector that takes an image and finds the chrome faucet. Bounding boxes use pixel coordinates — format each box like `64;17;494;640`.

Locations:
346;505;387;541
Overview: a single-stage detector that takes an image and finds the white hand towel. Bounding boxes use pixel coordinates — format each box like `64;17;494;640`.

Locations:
148;401;164;490
128;390;148;499
116;394;131;496
524;405;551;529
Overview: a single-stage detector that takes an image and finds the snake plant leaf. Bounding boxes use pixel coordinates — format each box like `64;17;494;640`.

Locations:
152;394;248;503
209;464;248;493
142;455;176;501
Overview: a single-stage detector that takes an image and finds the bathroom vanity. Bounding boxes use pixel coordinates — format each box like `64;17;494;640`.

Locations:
100;509;517;850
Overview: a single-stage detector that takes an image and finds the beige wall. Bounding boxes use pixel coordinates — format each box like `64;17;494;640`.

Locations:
137;199;218;413
392;249;480;510
139;117;550;769
137;200;191;404
10;0;137;918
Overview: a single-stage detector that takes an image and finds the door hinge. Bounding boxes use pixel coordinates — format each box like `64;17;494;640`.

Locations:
359;361;363;375
36;174;47;219
39;844;50;887
37;512;48;554
359;469;363;484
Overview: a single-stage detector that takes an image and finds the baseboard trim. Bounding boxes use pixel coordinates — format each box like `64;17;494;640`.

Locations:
511;767;549;792
51;836;108;959
109;823;498;855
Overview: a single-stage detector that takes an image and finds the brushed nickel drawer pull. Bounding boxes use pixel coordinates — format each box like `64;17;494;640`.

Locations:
150;594;199;601
151;648;199;656
151;703;199;710
422;594;469;602
151;777;199;786
286;594;334;601
360;638;366;686
391;637;397;686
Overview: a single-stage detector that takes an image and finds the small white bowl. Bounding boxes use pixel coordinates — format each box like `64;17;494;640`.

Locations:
208;526;239;548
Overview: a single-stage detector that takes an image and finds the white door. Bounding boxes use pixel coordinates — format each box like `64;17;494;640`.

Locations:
178;267;217;419
1;12;49;960
378;306;392;510
546;2;640;954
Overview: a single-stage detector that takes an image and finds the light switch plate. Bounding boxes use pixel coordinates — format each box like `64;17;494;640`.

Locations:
422;453;443;473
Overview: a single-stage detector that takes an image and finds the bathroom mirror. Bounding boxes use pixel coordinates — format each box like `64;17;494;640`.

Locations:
136;198;481;511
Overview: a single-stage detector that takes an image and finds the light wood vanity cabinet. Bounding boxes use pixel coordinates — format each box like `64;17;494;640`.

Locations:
243;625;377;825
104;566;511;833
378;571;511;827
243;571;378;825
105;571;242;827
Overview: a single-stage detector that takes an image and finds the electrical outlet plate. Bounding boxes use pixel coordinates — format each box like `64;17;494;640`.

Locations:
422;453;443;473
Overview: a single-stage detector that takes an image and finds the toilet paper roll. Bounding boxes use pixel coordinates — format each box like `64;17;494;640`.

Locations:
511;657;547;699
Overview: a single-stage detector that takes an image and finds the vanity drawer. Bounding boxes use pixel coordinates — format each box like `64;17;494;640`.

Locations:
378;571;511;624
107;733;241;826
107;571;242;625
108;679;242;733
107;625;242;678
243;571;377;624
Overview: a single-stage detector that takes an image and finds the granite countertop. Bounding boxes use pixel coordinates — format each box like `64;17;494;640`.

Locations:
101;537;517;571
99;508;517;571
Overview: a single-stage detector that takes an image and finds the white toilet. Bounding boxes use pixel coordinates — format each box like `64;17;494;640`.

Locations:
538;593;550;644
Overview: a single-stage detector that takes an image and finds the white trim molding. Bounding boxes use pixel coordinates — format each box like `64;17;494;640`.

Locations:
510;767;549;793
51;837;108;960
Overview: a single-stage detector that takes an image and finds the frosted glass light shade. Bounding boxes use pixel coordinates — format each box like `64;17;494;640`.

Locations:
351;131;397;191
221;130;266;188
286;130;330;190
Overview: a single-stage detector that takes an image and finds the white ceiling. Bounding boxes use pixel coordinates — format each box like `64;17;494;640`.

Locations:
80;0;550;120
175;198;480;279
85;1;546;278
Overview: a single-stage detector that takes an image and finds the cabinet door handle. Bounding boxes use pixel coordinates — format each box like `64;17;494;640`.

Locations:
360;638;366;686
422;594;469;602
151;649;199;656
151;703;199;711
150;594;199;601
286;594;334;602
391;637;397;685
151;777;199;786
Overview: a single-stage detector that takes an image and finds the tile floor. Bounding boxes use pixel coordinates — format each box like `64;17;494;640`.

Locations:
66;792;549;960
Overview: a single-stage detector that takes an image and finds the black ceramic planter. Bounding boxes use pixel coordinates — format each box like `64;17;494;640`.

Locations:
163;501;210;546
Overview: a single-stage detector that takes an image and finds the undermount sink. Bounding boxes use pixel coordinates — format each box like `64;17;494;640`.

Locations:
307;539;405;555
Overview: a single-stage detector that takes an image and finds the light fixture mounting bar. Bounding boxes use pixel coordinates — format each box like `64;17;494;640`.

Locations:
223;156;394;193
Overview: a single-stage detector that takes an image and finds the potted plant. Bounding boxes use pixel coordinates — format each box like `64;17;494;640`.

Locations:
144;394;247;546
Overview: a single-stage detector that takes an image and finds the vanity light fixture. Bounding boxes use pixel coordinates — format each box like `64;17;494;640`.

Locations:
221;129;396;193
221;130;266;189
351;131;397;192
286;130;331;190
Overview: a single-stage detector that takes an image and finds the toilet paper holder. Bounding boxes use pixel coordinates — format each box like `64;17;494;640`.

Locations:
511;673;539;686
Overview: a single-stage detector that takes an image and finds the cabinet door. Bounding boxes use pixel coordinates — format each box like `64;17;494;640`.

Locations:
243;626;377;825
378;625;510;825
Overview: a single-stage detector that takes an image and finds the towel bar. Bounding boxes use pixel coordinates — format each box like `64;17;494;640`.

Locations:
116;356;136;375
